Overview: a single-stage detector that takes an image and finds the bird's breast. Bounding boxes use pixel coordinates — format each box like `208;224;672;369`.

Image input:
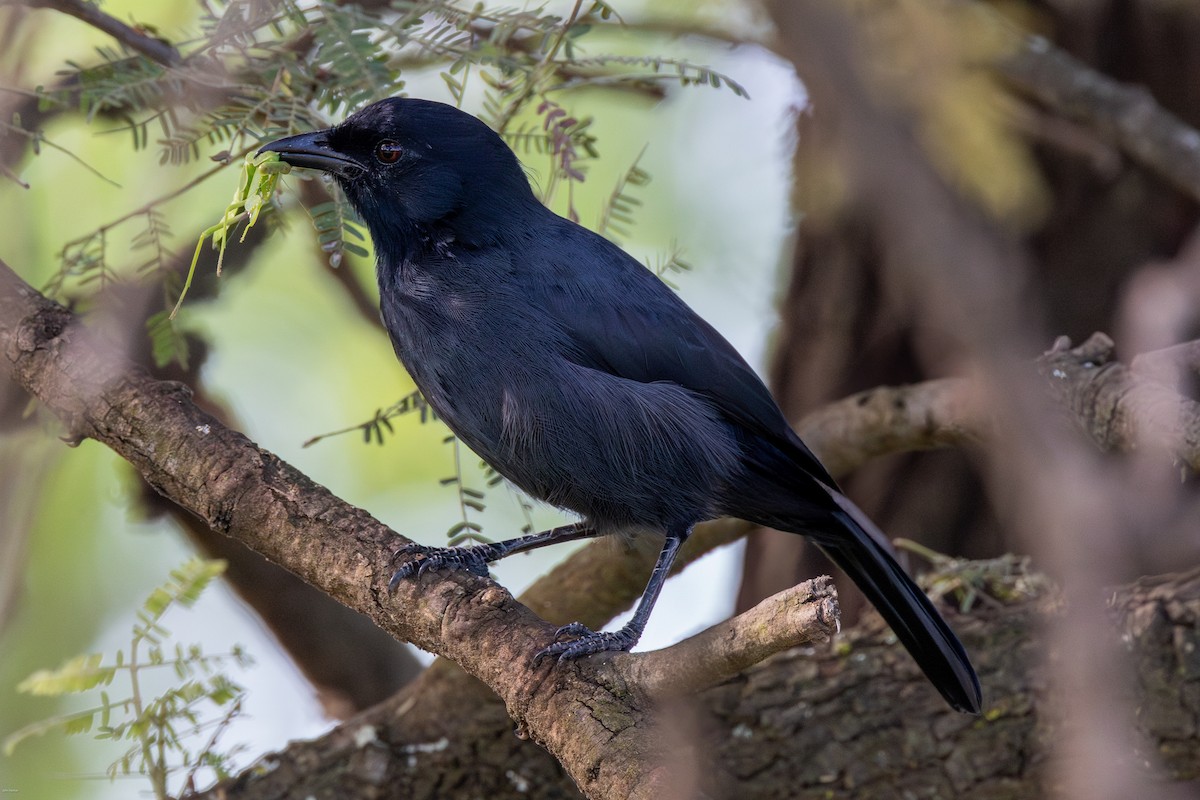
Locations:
375;265;740;529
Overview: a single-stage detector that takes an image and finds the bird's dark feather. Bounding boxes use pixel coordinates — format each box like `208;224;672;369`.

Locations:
519;220;839;491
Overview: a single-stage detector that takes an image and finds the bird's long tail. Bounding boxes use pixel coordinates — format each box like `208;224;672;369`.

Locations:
811;492;982;714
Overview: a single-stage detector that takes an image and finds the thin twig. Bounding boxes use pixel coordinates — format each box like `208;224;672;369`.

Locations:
628;577;839;696
12;0;182;67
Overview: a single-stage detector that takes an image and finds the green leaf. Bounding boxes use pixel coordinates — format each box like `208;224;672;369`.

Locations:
17;653;115;695
166;558;228;610
4;706;111;755
64;713;95;736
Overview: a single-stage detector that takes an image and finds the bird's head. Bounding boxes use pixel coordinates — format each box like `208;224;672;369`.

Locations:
260;98;539;258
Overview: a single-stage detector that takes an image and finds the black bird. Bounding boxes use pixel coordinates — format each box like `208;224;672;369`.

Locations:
262;98;982;714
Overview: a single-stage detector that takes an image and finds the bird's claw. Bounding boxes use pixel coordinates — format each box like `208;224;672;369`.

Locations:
554;621;591;639
388;543;492;590
533;623;637;664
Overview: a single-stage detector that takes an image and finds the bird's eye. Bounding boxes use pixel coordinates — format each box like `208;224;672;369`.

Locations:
375;140;403;164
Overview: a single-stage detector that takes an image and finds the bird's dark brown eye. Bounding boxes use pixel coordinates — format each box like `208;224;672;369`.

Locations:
375;140;403;164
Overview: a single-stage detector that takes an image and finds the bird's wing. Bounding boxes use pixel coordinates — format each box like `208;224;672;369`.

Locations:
530;229;837;487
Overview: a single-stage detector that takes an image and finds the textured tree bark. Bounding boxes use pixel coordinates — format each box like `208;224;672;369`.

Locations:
121;224;421;718
1038;333;1200;469
198;562;1200;799
712;566;1200;797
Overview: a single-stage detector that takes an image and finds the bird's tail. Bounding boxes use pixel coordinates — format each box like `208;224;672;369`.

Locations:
810;491;982;714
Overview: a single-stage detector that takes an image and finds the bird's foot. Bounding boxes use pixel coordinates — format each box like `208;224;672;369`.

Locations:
534;622;639;663
388;542;494;589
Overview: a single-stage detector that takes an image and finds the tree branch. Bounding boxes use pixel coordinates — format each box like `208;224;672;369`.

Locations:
10;0;181;67
998;30;1200;204
795;378;985;478
1038;332;1200;470
705;563;1200;797
597;3;1200;207
628;576;839;696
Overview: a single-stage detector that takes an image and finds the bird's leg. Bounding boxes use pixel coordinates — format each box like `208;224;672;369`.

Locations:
388;522;600;589
535;525;690;662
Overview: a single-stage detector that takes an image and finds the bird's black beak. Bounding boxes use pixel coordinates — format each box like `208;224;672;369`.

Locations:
258;130;363;178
